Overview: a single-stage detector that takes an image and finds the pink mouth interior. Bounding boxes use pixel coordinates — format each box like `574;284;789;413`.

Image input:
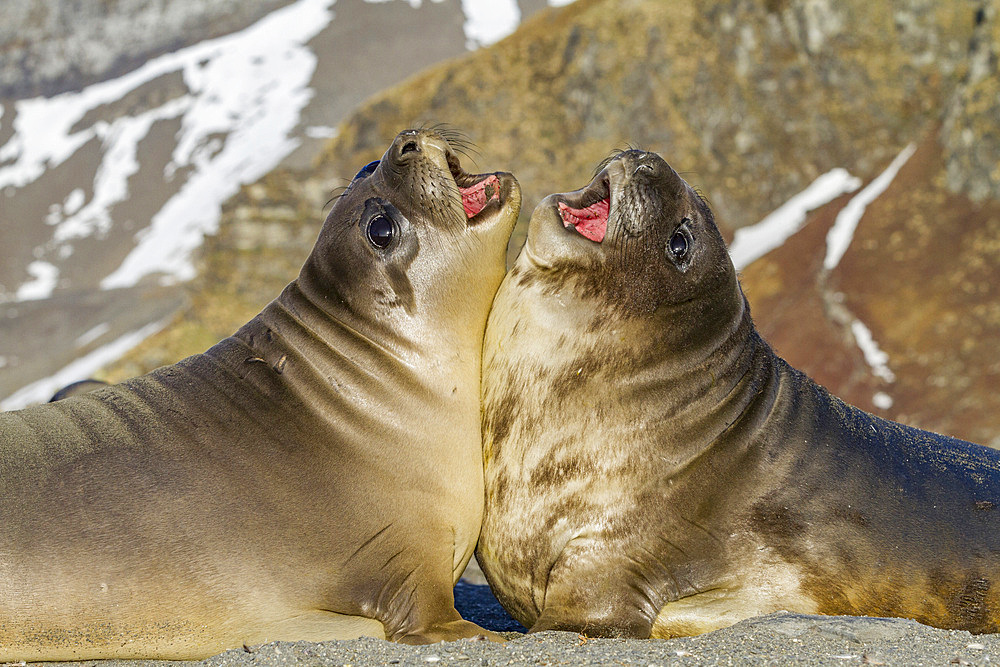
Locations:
460;174;501;219
558;198;610;243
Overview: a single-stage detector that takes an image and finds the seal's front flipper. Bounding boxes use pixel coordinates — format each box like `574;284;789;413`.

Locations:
529;604;652;639
527;545;656;638
378;573;506;644
648;587;754;638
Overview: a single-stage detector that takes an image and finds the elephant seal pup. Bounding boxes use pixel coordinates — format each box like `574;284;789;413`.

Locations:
0;128;520;661
478;149;1000;639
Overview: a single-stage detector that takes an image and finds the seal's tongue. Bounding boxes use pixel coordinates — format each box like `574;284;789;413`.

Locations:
558;198;610;243
460;174;501;219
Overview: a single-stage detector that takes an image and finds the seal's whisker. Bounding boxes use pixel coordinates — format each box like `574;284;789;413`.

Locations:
609;203;630;263
325;185;350;210
439;130;484;166
448;144;482;167
692;187;712;209
443;137;478;153
593;148;632;180
442;135;479;153
433;124;473;143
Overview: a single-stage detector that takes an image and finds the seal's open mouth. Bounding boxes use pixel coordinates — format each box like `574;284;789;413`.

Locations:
447;153;503;222
556;172;611;243
460;174;501;218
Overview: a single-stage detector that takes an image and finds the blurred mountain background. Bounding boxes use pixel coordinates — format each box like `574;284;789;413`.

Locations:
1;0;998;447
0;0;556;403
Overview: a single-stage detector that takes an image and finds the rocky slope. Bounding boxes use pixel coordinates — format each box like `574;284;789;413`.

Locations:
0;0;293;98
109;0;1000;446
0;0;558;404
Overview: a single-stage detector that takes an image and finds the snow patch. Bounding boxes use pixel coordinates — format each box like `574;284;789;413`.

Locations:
872;391;894;410
823;143;917;271
366;0;444;6
305;125;339;139
851;319;896;383
103;0;335;289
56;96;192;246
64;187;86;216
461;0;521;49
729;168;861;271
0;319;168;411
15;261;59;301
0;0;336;295
75;322;112;348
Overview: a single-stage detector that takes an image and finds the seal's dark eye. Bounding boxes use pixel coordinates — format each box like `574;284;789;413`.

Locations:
367;214;393;248
669;231;689;258
353;160;379;181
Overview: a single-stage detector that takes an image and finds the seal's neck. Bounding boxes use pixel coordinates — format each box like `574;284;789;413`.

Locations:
296;248;495;370
484;272;775;477
221;280;483;416
610;290;780;473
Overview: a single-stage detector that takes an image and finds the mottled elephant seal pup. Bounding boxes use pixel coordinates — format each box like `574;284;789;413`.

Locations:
478;149;1000;638
0;129;520;661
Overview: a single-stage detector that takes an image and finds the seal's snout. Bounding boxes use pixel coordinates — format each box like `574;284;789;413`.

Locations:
553;150;675;246
547;149;691;249
619;150;685;198
618;150;674;183
380;128;518;230
388;129;439;162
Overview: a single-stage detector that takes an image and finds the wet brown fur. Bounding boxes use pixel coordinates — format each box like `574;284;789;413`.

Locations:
478;149;1000;639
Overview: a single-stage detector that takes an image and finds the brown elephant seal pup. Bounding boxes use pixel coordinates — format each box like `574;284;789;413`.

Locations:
0;128;520;661
478;149;1000;639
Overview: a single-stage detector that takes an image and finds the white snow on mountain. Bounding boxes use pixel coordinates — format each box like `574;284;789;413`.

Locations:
728;168;862;271
15;261;59;301
462;0;521;49
731;143;918;411
0;318;169;411
2;0;337;299
824;143;917;271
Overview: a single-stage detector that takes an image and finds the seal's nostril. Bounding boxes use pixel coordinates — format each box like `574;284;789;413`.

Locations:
401;141;419;155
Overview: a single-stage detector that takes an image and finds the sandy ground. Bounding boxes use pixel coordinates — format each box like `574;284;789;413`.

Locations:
34;584;1000;667
21;563;1000;666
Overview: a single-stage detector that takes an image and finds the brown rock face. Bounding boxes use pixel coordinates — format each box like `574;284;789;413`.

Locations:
111;0;1000;446
744;131;1000;446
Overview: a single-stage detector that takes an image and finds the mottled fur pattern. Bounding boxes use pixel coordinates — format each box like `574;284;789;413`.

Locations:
478;150;1000;639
